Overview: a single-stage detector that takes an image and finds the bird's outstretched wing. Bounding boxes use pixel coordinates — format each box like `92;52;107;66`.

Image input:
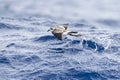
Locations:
52;32;62;40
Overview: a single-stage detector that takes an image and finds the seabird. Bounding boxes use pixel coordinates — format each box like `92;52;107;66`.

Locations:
47;25;82;40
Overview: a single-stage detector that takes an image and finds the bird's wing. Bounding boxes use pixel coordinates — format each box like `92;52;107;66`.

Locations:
52;32;62;40
51;27;65;40
64;26;67;30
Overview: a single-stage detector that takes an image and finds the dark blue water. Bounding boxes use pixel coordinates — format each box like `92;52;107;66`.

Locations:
0;0;120;80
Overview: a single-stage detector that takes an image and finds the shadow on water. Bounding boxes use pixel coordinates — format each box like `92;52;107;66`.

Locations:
34;35;56;42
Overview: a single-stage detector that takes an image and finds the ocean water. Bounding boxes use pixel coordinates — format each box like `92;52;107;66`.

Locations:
0;0;120;80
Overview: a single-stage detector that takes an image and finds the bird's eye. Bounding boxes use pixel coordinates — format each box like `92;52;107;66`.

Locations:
51;28;53;30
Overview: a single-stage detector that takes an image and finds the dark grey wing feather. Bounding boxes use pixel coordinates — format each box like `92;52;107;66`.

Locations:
64;26;68;30
52;32;62;40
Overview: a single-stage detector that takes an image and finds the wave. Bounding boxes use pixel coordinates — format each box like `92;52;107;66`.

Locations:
97;19;120;27
13;68;109;80
0;55;10;64
48;39;105;53
0;23;21;30
0;22;36;32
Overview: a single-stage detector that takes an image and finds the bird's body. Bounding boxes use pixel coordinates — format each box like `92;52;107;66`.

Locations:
48;25;82;40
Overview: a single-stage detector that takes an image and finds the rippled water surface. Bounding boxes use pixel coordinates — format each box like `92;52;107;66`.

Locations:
0;0;120;80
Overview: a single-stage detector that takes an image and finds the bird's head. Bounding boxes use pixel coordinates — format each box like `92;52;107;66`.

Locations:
47;27;55;32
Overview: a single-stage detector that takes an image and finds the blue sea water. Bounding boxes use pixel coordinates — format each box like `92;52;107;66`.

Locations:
0;0;120;80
